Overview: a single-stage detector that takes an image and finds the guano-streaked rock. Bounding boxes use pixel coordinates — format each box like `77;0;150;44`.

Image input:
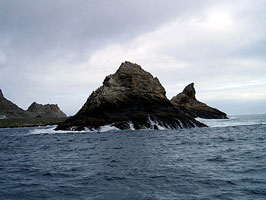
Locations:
56;62;206;131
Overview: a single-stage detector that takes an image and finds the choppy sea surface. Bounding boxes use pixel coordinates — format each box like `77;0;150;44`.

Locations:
1;114;266;200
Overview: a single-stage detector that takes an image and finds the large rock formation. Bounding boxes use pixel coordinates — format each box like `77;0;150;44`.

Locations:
0;89;30;118
27;102;67;118
56;61;206;131
171;83;227;119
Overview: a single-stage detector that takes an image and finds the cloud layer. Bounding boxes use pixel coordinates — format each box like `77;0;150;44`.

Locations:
1;0;265;115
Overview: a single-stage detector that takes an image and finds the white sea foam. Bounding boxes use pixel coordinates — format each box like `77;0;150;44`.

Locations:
128;121;135;130
28;124;121;135
29;126;67;134
148;117;168;130
99;125;120;132
178;120;184;128
190;120;196;127
197;114;266;128
28;125;89;135
29;114;255;135
155;122;167;130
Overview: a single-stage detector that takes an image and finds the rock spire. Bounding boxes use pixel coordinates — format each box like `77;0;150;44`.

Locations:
171;83;227;119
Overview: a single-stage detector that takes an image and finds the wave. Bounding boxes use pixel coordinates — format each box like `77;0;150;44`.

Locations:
197;114;266;128
28;118;184;135
28;125;120;135
28;114;266;134
28;117;184;135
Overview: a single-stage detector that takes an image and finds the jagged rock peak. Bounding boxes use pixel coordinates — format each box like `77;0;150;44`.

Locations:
119;61;141;70
115;61;143;75
27;102;67;118
28;101;38;107
183;83;196;99
102;61;166;96
170;83;197;105
171;83;227;119
27;102;60;111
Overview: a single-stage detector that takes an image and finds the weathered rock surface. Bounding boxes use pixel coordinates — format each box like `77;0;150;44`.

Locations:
0;89;30;118
56;61;206;131
171;83;227;119
27;102;67;118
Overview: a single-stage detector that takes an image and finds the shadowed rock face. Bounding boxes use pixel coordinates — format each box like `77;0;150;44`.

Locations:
56;62;206;131
0;89;30;118
0;89;3;98
171;83;227;119
27;102;67;118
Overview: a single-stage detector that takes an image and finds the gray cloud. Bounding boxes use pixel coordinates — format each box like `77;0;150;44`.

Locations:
0;0;210;52
0;0;265;115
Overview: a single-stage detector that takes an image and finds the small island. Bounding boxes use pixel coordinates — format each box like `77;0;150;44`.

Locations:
56;61;227;131
0;89;67;128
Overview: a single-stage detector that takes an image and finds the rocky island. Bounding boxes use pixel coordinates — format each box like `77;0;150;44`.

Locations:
27;102;67;118
171;83;227;119
56;61;207;131
0;89;67;128
1;62;227;130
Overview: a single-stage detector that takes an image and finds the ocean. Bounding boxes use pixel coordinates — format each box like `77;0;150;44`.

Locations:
1;114;266;200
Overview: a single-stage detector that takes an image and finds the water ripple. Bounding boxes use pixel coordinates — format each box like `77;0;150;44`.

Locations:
1;118;266;200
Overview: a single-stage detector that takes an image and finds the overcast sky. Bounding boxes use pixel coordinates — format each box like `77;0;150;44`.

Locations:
0;0;266;115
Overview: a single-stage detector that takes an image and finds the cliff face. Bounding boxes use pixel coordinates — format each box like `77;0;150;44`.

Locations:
27;102;67;118
171;83;227;119
56;61;206;131
0;89;30;118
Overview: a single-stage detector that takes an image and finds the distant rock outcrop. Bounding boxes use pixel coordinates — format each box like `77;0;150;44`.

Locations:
0;89;30;119
27;102;67;118
0;89;67;128
56;61;206;131
171;83;227;119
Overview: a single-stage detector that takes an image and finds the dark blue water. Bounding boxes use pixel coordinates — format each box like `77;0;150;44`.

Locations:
1;115;266;200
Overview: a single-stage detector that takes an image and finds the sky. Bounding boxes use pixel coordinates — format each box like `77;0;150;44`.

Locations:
0;0;266;116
